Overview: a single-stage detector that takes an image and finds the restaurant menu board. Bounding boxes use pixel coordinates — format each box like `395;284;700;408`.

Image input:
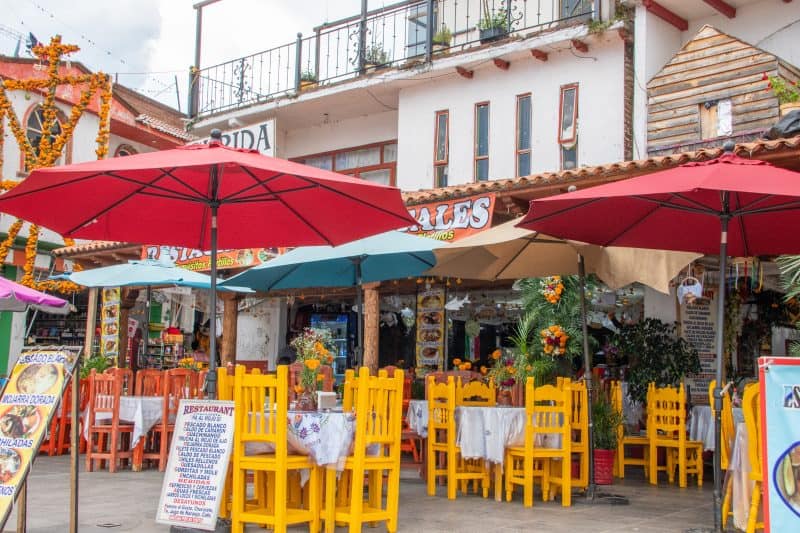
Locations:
681;295;717;405
416;287;444;369
0;349;76;529
101;287;121;360
759;357;800;531
156;400;235;531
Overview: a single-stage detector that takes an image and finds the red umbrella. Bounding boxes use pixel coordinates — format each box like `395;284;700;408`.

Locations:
519;143;800;531
0;130;415;396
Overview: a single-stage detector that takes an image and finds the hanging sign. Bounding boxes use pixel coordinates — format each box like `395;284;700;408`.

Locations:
760;357;800;531
680;290;717;405
101;287;121;360
192;120;275;156
156;399;235;530
416;287;445;369
142;246;279;272
404;194;495;242
0;349;77;529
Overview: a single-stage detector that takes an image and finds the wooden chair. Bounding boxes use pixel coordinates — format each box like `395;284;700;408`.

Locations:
425;375;490;500
709;380;736;528
45;377;88;456
324;367;404;533
615;382;653;479
85;370;134;473
104;367;134;395
558;378;589;491
456;377;496;406
505;379;573;507
742;383;764;533
424;370;482;398
134;369;163;396
648;384;703;488
231;365;320;533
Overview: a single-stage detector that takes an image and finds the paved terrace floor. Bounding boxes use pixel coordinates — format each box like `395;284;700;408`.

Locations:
5;456;715;532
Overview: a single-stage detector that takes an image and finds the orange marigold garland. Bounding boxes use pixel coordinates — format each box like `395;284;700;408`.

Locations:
540;275;565;304
540;325;569;357
0;219;24;265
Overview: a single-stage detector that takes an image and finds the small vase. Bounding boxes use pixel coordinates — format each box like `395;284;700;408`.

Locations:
497;389;513;406
295;391;317;412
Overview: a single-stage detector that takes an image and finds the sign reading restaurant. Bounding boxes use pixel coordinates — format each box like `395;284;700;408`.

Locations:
403;193;495;242
193;119;275;156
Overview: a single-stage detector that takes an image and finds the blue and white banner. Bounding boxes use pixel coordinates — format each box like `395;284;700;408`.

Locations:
760;357;800;531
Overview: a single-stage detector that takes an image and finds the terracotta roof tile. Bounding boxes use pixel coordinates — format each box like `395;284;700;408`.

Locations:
136;114;197;142
402;135;800;204
52;241;139;257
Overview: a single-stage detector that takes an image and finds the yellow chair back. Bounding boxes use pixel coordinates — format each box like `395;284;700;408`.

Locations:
742;383;761;480
649;384;687;441
524;379;572;452
233;365;288;458
352;367;404;452
343;368;358;411
427;375;456;433
456;377;495;406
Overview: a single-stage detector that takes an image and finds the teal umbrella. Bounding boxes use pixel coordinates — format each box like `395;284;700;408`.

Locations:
53;259;251;291
221;231;446;363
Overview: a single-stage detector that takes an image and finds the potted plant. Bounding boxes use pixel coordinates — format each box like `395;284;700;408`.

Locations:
766;74;800;116
592;395;624;485
432;26;452;53
364;44;390;71
478;1;509;43
300;70;318;91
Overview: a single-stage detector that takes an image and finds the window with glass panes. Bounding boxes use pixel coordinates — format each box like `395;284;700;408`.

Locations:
516;94;532;177
292;141;397;186
434;110;449;188
474;102;489;181
558;84;578;170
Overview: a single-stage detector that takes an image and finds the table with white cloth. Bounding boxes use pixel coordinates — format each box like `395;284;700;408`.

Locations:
729;421;754;531
688;405;744;451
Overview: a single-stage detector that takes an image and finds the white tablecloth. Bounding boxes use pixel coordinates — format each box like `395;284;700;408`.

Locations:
729;421;754;531
688;405;745;451
406;401;560;464
83;395;164;444
246;410;356;468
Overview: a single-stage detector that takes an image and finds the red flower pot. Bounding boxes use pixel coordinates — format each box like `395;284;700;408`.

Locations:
593;449;615;485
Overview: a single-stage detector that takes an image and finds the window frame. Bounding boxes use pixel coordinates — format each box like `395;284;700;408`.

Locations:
115;144;138;157
433;109;449;188
19;103;71;174
515;93;532;177
474;101;490;182
558;83;579;145
291;139;397;186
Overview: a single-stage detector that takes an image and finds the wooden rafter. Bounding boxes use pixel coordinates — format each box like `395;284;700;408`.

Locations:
530;49;548;62
492;58;510;70
455;66;474;79
642;0;689;31
702;0;736;18
571;39;589;53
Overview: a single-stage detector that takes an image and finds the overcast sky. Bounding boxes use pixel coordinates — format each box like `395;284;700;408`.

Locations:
0;0;368;111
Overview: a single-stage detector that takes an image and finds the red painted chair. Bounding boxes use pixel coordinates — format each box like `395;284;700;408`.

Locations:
85;370;134;472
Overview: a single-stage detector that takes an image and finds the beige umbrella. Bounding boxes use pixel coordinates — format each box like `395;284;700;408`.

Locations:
427;218;701;293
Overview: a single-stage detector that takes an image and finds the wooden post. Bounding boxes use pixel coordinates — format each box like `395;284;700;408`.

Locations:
117;288;140;369
83;288;98;360
362;282;380;372
220;292;239;366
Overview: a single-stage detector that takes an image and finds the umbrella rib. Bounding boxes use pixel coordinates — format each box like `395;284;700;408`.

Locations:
238;166;334;245
599;201;663;247
64;171;177;235
159;167;210;199
493;238;543;280
407;252;436;268
138;191;209;202
222;173;288;201
632;195;715;216
102;171;203;202
734;193;751;257
734;199;800;216
0;171;107;198
224;184;321;204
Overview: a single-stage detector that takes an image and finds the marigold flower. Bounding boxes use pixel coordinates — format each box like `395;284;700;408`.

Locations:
452;358;462;366
304;358;320;370
294;385;305;394
491;350;502;360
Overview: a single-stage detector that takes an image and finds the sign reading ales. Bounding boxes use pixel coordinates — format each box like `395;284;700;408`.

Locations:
404;194;495;242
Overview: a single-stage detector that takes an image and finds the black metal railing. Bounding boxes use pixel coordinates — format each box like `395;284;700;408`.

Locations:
193;0;595;117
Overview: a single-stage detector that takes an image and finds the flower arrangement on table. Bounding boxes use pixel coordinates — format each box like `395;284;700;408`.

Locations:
487;349;517;391
178;357;199;370
290;328;335;395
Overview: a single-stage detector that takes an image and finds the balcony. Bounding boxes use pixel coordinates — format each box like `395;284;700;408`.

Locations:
192;0;596;118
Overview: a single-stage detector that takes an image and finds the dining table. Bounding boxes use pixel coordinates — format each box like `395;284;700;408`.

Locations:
688;404;744;451
728;421;754;531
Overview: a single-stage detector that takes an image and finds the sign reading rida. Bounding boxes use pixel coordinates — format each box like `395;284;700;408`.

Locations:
194;120;275;156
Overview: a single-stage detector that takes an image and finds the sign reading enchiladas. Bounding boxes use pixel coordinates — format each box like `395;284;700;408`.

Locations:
0;349;77;530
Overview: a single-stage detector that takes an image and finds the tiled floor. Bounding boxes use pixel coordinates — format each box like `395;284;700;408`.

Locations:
5;456;715;532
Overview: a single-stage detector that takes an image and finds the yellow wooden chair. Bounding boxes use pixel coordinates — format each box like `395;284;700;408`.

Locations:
426;375;490;500
323;367;404;533
648;383;703;488
456;377;496;406
505;379;573;507
231;365;320;533
742;383;764;533
557;378;589;491
708;380;736;528
616;382;654;479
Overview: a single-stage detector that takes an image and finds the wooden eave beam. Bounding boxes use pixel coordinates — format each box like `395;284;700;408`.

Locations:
571;39;589;53
617;28;632;43
492;58;510;70
455;66;473;79
530;49;548;62
702;0;736;18
642;0;689;31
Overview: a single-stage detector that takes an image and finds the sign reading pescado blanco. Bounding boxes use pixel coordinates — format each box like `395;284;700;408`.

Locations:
156;400;235;531
193;120;275;156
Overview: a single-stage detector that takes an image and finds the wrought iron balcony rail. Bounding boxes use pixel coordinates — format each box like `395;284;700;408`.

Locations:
192;0;595;117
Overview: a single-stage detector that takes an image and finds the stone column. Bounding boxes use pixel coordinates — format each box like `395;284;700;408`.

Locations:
220;292;239;367
362;282;380;372
117;288;140;369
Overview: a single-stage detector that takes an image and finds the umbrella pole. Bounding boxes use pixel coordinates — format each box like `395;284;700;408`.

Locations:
207;204;219;399
578;255;596;500
355;259;364;368
712;213;730;533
